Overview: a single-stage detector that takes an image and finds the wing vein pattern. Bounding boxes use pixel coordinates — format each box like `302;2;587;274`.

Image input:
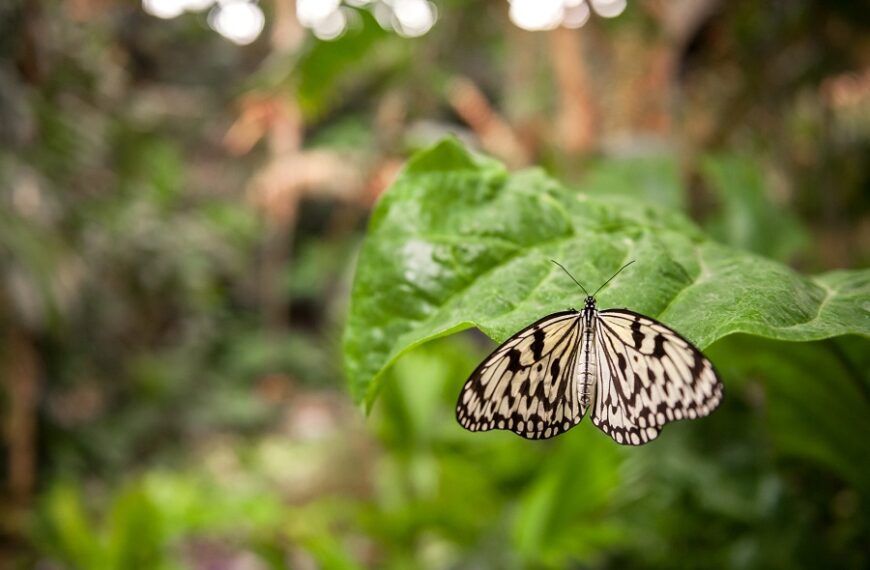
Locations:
591;309;723;445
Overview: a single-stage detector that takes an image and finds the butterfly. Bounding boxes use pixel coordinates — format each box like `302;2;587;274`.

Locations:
456;260;723;445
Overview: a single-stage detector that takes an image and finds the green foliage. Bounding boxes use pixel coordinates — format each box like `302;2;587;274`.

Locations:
581;153;685;212
33;472;288;570
708;335;870;496
343;139;870;407
702;153;808;261
31;331;870;569
294;10;397;119
35;482;173;570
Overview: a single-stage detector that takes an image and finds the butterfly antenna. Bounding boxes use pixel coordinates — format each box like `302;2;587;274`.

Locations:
550;260;590;296
592;260;636;297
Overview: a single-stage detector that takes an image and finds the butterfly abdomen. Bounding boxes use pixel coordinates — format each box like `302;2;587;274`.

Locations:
576;307;597;410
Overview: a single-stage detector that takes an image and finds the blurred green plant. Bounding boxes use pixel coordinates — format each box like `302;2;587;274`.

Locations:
33;472;285;570
702;153;808;262
31;331;870;570
580;154;685;213
708;335;870;496
36;483;167;570
292;10;400;120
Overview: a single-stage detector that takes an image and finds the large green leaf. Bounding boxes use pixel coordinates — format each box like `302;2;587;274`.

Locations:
343;139;870;408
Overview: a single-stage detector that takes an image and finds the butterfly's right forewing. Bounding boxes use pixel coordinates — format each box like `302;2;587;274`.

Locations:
456;311;585;439
591;309;723;445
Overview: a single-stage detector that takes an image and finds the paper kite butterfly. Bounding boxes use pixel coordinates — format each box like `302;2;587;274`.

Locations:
456;260;723;445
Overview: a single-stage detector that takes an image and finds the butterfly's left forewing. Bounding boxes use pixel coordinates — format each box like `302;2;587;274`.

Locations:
592;309;723;445
456;311;585;439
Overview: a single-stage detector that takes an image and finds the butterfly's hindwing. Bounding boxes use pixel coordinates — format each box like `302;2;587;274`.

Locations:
456;311;585;439
591;309;723;445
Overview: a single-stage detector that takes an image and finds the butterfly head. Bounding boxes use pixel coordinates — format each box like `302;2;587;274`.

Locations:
550;259;637;302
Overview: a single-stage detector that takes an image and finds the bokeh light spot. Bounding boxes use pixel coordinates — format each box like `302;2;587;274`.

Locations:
312;7;349;41
509;0;565;31
208;0;265;45
296;0;342;27
562;1;590;28
590;0;627;19
393;0;437;38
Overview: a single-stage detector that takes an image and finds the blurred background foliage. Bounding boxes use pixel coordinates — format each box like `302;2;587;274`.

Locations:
0;0;868;568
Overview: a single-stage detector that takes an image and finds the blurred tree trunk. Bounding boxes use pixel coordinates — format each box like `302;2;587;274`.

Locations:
3;329;38;502
548;27;598;154
270;0;305;53
2;326;39;566
226;94;304;330
447;76;530;168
